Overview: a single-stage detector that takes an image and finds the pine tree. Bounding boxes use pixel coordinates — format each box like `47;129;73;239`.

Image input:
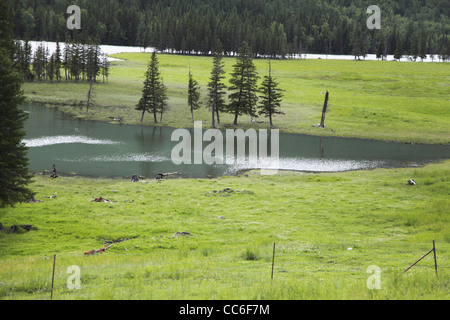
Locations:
13;40;23;71
188;69;201;121
86;44;101;83
159;79;169;122
136;51;166;123
70;43;83;82
227;41;259;125
438;34;449;62
23;40;33;81
46;53;55;83
206;40;227;128
351;27;367;61
101;53;110;83
54;40;62;82
63;37;73;81
418;31;428;61
34;44;49;81
0;0;34;206
142;27;150;53
375;34;386;60
258;60;284;127
0;2;15;57
44;47;50;81
394;31;403;60
410;31;419;61
81;44;87;82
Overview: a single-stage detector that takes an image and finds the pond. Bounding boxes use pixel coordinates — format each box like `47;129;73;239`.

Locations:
21;102;450;179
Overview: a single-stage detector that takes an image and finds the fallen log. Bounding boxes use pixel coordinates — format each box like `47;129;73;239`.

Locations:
85;236;139;255
156;172;178;180
84;244;112;256
103;236;139;245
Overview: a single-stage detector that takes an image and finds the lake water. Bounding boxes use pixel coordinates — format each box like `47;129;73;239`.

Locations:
21;102;450;179
24;41;444;63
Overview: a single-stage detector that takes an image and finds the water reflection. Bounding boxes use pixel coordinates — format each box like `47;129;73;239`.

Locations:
21;102;450;178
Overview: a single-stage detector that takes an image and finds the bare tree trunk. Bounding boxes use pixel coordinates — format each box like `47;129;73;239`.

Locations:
320;90;329;128
86;81;94;115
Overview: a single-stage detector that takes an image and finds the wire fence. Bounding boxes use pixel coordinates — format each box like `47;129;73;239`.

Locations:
0;241;448;300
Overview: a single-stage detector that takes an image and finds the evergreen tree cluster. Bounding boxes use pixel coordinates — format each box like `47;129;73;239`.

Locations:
223;42;284;127
13;40;110;83
5;0;450;60
144;42;284;127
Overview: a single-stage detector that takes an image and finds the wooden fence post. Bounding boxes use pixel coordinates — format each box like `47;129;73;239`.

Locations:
271;243;276;279
51;254;56;300
433;240;438;276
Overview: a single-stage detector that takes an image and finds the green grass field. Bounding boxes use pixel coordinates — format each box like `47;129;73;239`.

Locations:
23;53;450;144
1;161;449;299
4;53;449;300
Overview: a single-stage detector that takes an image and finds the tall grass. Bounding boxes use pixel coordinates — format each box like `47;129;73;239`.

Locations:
1;241;448;300
0;161;448;299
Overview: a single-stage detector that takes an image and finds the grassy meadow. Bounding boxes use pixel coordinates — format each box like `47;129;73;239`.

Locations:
0;161;449;300
23;53;450;144
2;52;448;300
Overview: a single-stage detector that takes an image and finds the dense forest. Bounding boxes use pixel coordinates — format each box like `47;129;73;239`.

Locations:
14;39;110;83
5;0;450;59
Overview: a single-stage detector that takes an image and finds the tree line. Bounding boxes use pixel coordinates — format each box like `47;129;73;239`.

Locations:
138;41;284;128
6;0;450;60
13;39;110;84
